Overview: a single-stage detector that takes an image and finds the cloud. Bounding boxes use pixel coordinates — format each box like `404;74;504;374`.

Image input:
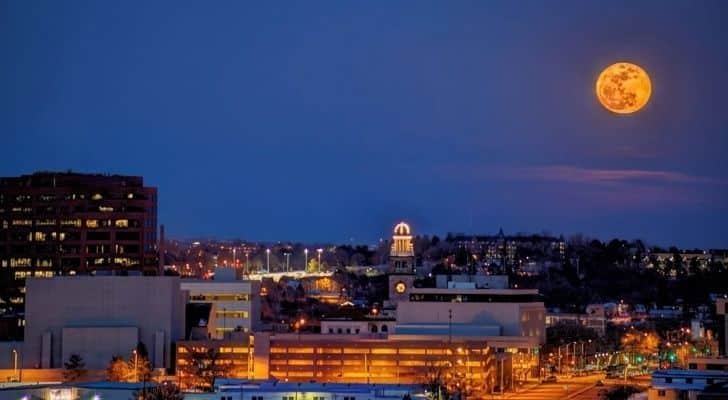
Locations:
505;166;724;186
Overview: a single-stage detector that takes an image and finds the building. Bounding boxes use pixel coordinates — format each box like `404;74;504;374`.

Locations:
189;380;427;400
22;276;185;370
0;381;159;400
545;304;607;336
648;369;728;400
176;332;494;396
0;172;158;317
717;298;727;356
320;316;395;336
688;357;728;372
388;222;416;306
181;273;262;339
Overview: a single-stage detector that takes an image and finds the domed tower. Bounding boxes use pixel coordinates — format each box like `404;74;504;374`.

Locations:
389;222;415;273
388;221;416;304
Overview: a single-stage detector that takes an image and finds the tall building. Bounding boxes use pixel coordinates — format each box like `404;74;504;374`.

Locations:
0;172;158;315
388;222;416;304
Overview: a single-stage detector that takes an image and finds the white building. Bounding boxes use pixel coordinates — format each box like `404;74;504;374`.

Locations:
186;380;426;400
181;273;261;339
23;276;186;370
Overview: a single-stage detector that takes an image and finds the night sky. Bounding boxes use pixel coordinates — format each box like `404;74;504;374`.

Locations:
3;1;727;247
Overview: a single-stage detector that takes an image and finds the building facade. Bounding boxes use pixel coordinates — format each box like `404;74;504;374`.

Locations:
0;172;158;316
177;333;495;397
23;276;185;370
181;277;261;339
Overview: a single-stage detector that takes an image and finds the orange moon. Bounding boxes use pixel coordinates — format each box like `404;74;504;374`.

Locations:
595;62;651;114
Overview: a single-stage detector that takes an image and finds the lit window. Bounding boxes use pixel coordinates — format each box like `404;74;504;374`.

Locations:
91;193;103;200
86;219;99;228
33;232;47;241
115;219;129;228
10;258;32;268
11;220;32;226
61;219;82;227
99;206;114;212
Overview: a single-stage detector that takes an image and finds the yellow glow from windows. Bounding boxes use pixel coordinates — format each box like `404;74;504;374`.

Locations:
216;310;249;319
61;219;82;227
11;220;32;226
115;219;129;228
91;193;103;200
35;219;56;226
34;232;47;241
99;206;114;212
86;219;99;228
10;258;32;268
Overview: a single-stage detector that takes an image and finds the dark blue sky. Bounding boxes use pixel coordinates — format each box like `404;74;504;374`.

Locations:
3;1;727;247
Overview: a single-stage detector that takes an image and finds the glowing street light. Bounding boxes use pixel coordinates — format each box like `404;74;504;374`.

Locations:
265;249;271;273
304;248;309;272
133;349;138;382
317;249;323;273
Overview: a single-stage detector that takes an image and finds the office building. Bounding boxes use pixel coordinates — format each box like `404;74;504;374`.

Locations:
181;271;261;339
0;172;158;315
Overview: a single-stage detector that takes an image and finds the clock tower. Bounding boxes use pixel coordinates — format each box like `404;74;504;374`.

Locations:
388;221;415;302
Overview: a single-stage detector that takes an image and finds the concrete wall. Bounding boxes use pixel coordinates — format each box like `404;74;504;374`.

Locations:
24;276;185;370
181;280;261;338
396;301;545;343
61;327;138;370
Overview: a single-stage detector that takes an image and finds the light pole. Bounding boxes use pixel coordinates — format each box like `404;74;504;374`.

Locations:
285;252;290;272
133;349;138;382
223;307;227;340
304;249;309;272
245;252;250;275
316;249;323;273
266;249;270;273
12;349;18;381
233;248;237;267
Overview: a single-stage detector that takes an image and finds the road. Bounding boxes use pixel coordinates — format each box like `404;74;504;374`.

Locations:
498;375;649;400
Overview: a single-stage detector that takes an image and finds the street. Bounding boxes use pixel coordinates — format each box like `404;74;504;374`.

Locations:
492;374;648;400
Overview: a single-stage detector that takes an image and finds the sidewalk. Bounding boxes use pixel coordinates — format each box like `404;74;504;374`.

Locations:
500;381;542;398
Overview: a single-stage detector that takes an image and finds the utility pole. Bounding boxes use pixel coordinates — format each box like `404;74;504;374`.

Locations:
448;309;453;343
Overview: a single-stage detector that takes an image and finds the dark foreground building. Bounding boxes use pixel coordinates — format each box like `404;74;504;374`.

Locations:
0;172;158;319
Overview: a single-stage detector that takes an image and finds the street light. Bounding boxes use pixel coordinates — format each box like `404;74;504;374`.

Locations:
284;252;291;272
316;249;323;273
12;349;18;381
133;349;138;382
304;249;309;272
265;249;270;273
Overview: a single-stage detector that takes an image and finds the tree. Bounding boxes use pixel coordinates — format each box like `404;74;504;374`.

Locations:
177;346;231;391
423;368;450;400
63;354;87;382
129;346;153;383
306;258;321;273
107;356;130;381
132;383;184;400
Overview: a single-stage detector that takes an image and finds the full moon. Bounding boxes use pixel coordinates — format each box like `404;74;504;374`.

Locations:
595;62;651;114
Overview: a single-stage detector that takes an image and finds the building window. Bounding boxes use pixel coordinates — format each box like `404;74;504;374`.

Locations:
328;328;334;334
115;219;129;228
657;390;665;396
685;378;693;384
665;378;672;383
86;219;99;228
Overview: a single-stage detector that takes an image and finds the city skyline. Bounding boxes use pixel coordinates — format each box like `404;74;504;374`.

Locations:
3;1;727;248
